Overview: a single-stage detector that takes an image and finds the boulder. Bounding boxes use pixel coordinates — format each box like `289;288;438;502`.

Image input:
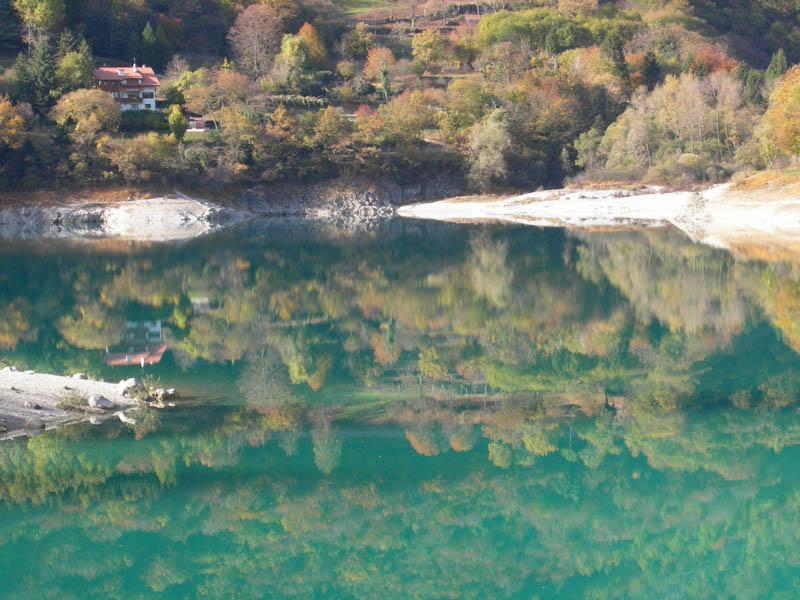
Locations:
117;378;140;396
116;411;137;425
88;395;114;410
72;373;88;380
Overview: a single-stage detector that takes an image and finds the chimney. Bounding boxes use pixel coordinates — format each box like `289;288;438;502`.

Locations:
133;59;137;72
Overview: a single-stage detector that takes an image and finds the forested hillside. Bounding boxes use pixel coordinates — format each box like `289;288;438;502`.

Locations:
1;0;800;193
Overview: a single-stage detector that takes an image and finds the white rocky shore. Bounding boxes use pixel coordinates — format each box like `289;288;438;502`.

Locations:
0;367;174;440
0;195;249;242
398;182;800;254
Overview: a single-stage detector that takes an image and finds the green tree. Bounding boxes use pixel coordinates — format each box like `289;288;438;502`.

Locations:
411;29;444;66
15;36;57;111
54;38;93;94
765;48;788;84
141;23;171;71
168;104;187;140
468;109;511;190
602;31;629;81
0;0;21;51
339;22;375;59
642;50;660;90
12;0;64;46
271;34;311;93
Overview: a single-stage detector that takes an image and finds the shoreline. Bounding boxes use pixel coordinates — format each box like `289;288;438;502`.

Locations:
397;181;800;257
0;367;151;440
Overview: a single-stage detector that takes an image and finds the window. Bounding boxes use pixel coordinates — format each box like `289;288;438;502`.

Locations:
142;91;154;99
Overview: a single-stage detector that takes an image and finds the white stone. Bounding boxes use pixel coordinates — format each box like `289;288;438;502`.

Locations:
116;411;137;425
88;395;114;410
117;378;139;396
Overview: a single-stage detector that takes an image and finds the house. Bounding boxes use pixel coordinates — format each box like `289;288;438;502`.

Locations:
93;62;160;111
103;320;167;366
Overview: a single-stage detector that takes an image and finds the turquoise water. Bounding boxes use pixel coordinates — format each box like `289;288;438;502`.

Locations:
2;221;800;598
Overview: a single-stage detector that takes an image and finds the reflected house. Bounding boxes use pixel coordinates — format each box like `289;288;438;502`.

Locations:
104;320;167;366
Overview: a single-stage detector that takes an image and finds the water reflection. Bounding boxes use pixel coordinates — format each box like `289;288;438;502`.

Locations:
1;222;800;597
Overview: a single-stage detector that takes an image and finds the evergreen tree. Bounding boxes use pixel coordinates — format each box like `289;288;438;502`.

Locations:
744;69;765;106
141;22;157;68
16;36;57;112
545;29;558;55
602;32;629;81
0;0;21;52
56;29;75;56
642;50;660;89
765;48;788;83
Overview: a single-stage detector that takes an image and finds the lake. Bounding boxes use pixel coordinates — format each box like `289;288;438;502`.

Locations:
1;219;800;598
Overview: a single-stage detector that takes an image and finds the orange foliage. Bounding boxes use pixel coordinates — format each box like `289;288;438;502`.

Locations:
405;429;440;456
364;47;396;81
688;44;736;74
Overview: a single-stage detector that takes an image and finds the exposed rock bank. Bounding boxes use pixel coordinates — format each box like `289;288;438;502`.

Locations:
0;367;169;440
239;177;460;225
398;183;800;256
0;178;462;241
0;195;248;242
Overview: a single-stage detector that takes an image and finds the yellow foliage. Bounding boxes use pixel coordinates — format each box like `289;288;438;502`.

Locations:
0;95;25;150
760;66;800;158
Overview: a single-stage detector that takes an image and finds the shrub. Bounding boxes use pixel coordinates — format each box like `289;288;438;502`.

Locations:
120;110;169;134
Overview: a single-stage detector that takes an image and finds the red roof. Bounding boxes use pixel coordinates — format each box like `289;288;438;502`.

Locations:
103;343;167;366
93;65;160;86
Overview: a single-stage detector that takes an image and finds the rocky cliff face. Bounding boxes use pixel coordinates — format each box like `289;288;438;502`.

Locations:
0;196;247;241
238;177;462;220
0;177;463;241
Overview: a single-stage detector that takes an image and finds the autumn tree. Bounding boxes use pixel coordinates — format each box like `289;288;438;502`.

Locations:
759;66;800;161
468;109;511;190
297;22;327;67
12;0;64;46
411;29;445;67
0;96;26;151
51;87;121;147
228;4;283;79
339;23;375;59
270;34;312;93
362;46;395;101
